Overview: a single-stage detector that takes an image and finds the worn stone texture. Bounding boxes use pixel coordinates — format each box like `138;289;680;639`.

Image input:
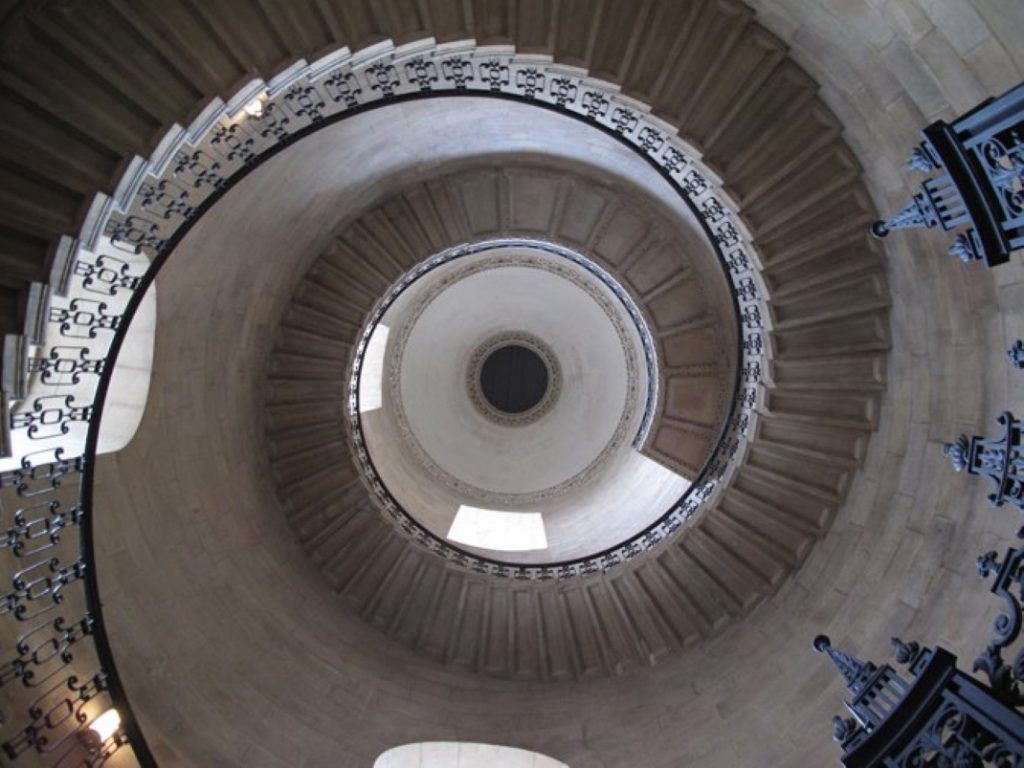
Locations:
0;0;1020;767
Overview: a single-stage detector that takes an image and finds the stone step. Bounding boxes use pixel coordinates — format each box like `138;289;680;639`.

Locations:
267;421;346;459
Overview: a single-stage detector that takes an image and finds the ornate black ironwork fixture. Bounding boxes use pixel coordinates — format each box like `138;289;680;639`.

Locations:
0;455;146;765
945;411;1023;511
872;83;1024;267
813;635;914;748
974;527;1024;708
1010;340;1024;370
817;522;1024;765
816;634;1024;766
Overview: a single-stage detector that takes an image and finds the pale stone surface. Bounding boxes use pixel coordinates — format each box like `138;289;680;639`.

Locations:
0;1;1017;767
364;243;692;560
394;261;636;498
0;241;155;472
375;742;567;768
97;276;156;455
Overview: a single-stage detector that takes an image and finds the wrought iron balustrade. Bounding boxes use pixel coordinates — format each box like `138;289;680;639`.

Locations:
873;82;1024;267
0;454;145;766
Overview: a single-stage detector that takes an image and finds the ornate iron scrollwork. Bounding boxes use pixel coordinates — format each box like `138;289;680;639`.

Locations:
581;90;609;119
1;556;87;621
440;57;473;89
72;255;142;296
478;59;510;91
548;76;577;107
0;614;94;688
741;304;763;330
978;129;1024;223
48;300;122;340
974;528;1024;707
636;126;663;153
283;84;326;122
171;148;224;189
27;348;106;386
2;669;109;758
10;396;92;441
138;179;195;221
2;459;75;499
104;214;167;256
681;169;708;196
0;500;84;558
609;106;637;134
897;700;1022;768
210;122;257;164
514;67;544;98
365;62;400;97
322;69;362;107
252;102;291;141
714;221;741;249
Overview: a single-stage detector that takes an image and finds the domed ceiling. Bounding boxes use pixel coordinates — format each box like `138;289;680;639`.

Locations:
0;0;1013;767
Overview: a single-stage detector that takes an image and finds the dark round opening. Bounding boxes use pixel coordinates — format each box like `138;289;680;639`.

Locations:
480;344;549;414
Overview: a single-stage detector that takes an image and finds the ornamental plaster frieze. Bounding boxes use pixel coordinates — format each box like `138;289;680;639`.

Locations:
465;332;563;428
379;249;645;507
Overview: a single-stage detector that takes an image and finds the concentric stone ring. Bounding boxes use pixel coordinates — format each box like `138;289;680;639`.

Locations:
467;332;562;427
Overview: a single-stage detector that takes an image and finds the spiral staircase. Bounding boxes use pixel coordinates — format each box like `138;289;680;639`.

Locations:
0;1;1020;767
264;148;874;678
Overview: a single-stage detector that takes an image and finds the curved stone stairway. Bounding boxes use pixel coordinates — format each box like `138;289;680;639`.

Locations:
267;160;737;678
0;0;889;701
265;151;887;679
0;0;882;345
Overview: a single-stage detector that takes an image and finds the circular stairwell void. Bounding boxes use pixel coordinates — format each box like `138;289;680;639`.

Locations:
49;30;889;712
351;239;665;561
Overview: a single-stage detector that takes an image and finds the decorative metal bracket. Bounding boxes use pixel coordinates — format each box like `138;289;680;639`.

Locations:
974;527;1024;707
817;630;1024;765
813;635;913;751
945;411;1023;511
1010;340;1024;370
872;83;1024;267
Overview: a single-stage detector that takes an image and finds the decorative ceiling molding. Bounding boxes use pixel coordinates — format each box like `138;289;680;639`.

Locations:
376;247;643;507
466;331;563;427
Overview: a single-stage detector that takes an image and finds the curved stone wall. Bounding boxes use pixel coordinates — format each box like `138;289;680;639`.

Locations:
0;1;1016;767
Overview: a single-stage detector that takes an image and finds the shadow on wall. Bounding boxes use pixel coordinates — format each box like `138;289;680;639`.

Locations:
375;742;569;768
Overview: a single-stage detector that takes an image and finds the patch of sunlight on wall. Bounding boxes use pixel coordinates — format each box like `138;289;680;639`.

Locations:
359;324;389;412
375;742;569;768
447;506;547;552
